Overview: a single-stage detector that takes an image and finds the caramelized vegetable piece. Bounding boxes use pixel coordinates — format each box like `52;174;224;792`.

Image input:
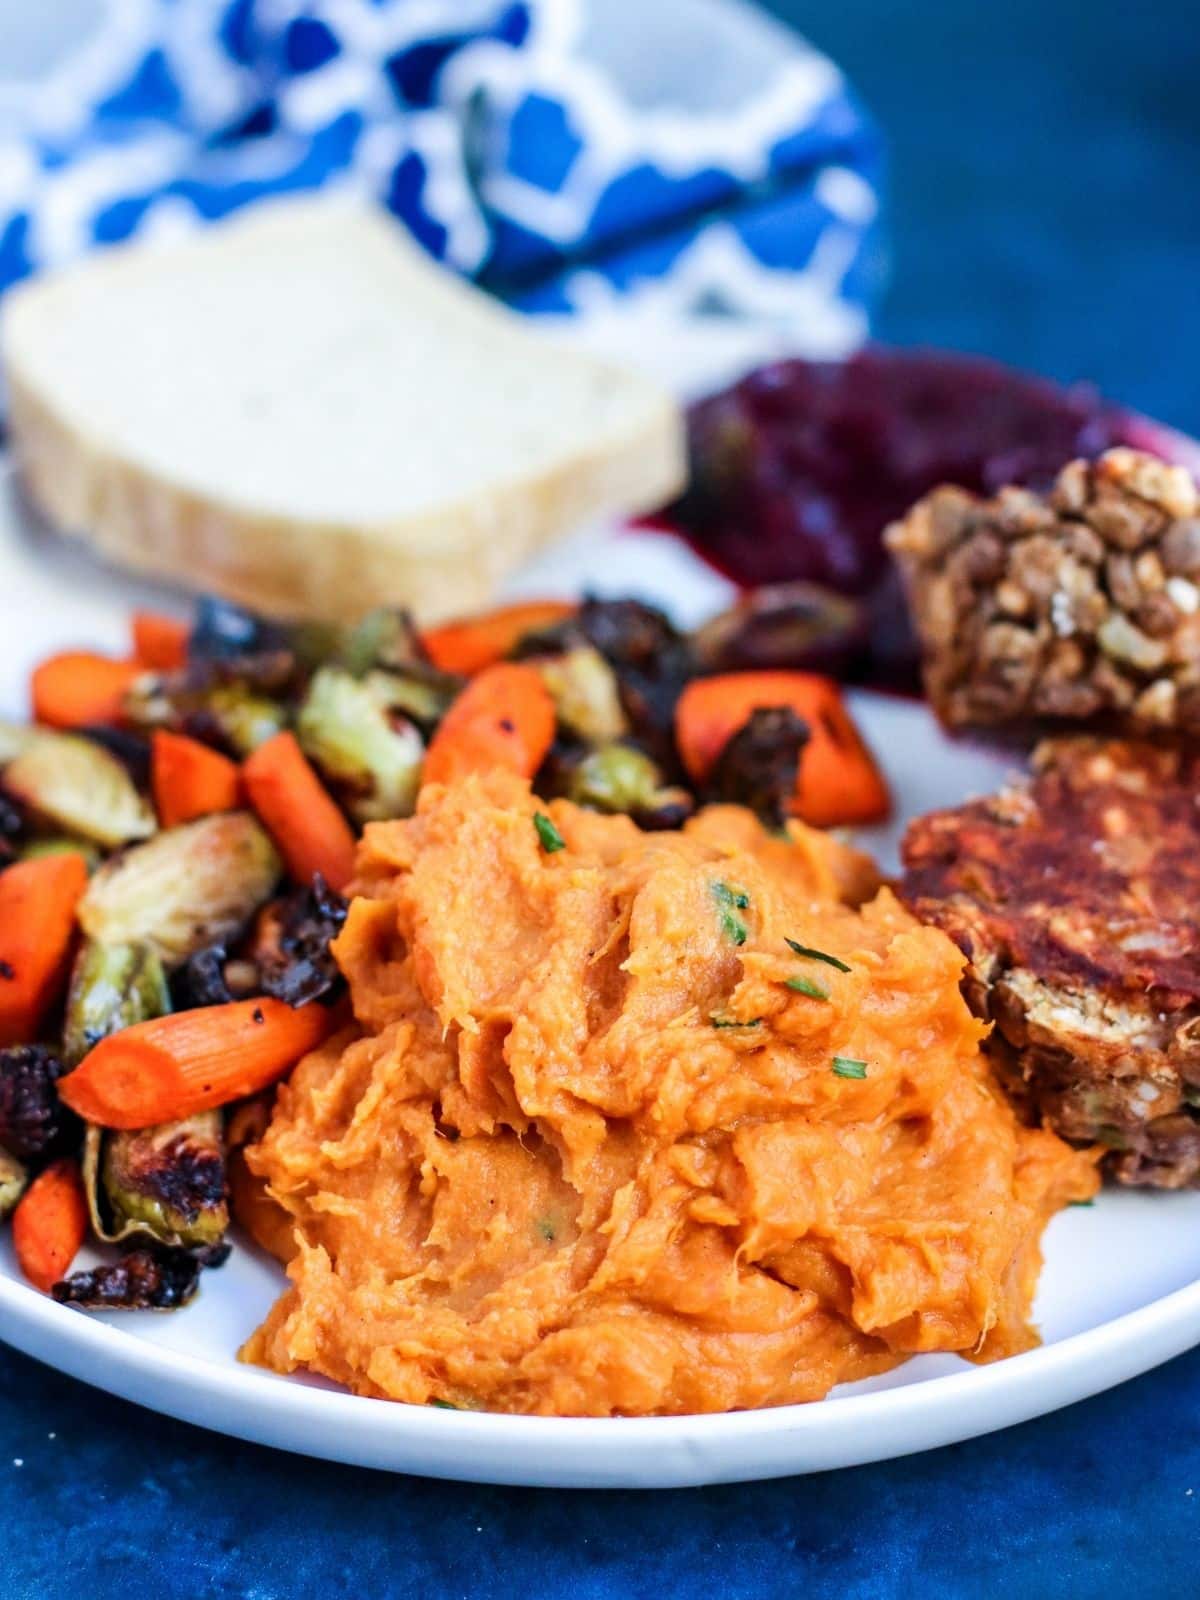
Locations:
87;1111;228;1248
151;731;241;827
3;731;156;847
63;940;171;1067
536;647;628;743
0;1045;75;1161
31;652;143;730
296;668;424;823
706;705;809;827
423;600;577;677
52;1244;212;1311
675;672;890;827
690;582;864;676
422;663;555;787
59;998;338;1128
124;669;289;758
77;813;281;966
0;1147;27;1219
565;743;694;829
0;855;88;1046
339;608;429;678
242;732;358;892
12;1157;88;1292
131;613;190;672
253;877;348;1008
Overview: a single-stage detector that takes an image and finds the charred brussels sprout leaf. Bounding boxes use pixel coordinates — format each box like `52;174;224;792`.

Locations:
85;1111;228;1249
705;705;809;828
78;812;281;966
339;608;428;678
297;667;424;823
0;1147;27;1219
254;876;348;1008
0;1046;77;1162
75;725;153;789
3;731;156;848
63;940;171;1068
51;1243;225;1311
690;582;864;677
172;945;235;1009
566;743;695;831
536;648;628;744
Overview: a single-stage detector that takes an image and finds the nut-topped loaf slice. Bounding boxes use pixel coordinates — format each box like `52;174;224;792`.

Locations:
901;738;1200;1187
886;448;1200;734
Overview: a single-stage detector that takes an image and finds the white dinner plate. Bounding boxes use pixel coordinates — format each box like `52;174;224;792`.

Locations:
1;353;1199;1487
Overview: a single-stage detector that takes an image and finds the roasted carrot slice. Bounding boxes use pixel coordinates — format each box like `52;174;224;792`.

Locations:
675;672;890;828
58;998;338;1129
422;662;556;787
0;854;88;1047
31;652;143;730
12;1158;88;1292
151;730;241;828
422;600;576;677
242;731;357;891
132;612;190;672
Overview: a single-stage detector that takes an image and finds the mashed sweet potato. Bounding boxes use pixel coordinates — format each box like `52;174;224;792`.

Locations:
241;772;1096;1415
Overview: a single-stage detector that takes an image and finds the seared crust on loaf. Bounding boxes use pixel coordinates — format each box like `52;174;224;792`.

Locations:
902;737;1200;1187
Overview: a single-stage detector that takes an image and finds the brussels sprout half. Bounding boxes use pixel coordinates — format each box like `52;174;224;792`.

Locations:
63;940;171;1068
83;1112;228;1250
2;730;156;849
297;667;424;823
77;812;281;967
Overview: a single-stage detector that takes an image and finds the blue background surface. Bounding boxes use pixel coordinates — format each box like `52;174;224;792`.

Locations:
3;1;1199;1594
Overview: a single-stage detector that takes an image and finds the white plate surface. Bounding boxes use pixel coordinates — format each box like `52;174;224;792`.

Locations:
0;424;1198;1487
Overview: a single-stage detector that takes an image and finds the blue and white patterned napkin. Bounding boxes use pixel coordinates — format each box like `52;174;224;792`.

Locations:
0;0;882;334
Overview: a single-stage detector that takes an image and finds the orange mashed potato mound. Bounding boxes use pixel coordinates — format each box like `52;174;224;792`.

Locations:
241;771;1096;1415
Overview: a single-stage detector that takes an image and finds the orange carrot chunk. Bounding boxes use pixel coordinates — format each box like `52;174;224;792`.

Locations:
0;854;89;1047
152;730;241;828
423;600;576;677
31;652;143;730
422;662;556;788
675;671;890;829
132;612;190;671
242;731;357;891
12;1158;89;1293
58;998;338;1129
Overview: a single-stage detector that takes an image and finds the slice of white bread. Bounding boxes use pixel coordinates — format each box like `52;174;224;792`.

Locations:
1;198;685;622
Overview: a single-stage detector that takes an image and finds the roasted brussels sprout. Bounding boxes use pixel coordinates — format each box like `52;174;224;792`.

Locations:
63;940;171;1067
2;730;156;848
0;1147;27;1219
537;647;628;744
339;608;428;677
254;876;348;1007
51;1243;223;1310
706;705;809;827
0;1046;76;1162
690;582;864;676
123;666;289;757
77;812;281;966
297;667;425;822
565;743;694;831
75;725;153;788
83;1111;228;1249
0;722;36;764
517;598;694;769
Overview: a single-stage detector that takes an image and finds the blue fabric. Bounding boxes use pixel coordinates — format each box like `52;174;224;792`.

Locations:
0;0;882;331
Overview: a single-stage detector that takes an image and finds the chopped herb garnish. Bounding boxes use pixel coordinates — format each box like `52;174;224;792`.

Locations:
429;1398;459;1410
786;975;829;1000
711;1015;763;1029
533;812;566;853
712;881;751;911
831;1057;867;1079
786;938;850;973
711;882;749;944
1068;1198;1096;1207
